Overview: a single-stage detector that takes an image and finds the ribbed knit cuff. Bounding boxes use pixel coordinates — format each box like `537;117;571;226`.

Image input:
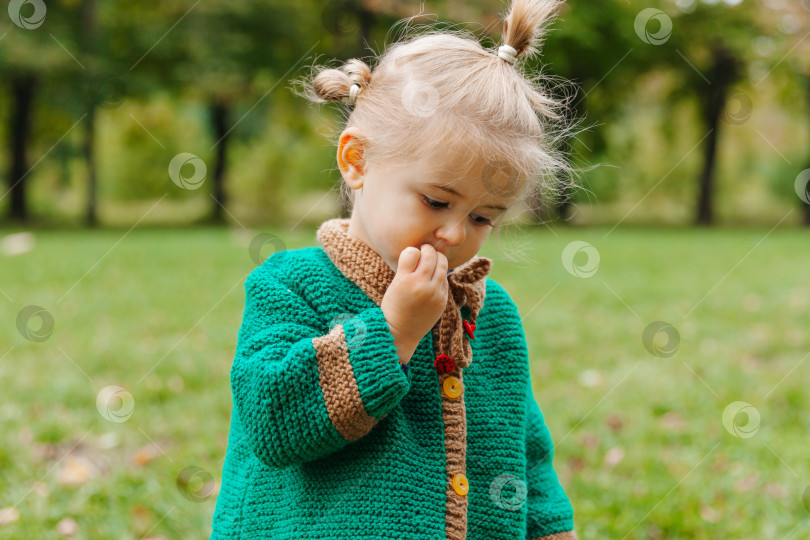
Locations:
342;305;412;419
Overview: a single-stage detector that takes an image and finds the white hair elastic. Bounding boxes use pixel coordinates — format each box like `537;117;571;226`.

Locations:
343;83;361;105
497;44;518;64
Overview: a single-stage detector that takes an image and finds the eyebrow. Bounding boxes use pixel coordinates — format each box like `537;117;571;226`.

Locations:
427;183;508;212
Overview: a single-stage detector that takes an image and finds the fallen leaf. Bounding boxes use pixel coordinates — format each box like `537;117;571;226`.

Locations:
699;505;721;523
605;414;623;432
580;433;600;449
31;481;49;497
568;456;585;472
0;232;35;256
56;516;78;537
603;446;625;468
131;443;164;467
578;370;604;388
659;411;686;431
735;472;759;493
57;455;98;488
97;432;119;450
764;482;788;499
0;507;20;526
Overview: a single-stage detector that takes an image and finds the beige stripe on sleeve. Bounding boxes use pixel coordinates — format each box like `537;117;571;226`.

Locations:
312;324;379;441
529;531;579;540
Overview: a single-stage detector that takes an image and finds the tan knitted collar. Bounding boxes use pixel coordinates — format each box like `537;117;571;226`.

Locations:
315;217;492;311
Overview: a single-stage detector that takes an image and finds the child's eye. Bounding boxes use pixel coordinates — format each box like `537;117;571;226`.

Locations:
471;214;495;227
421;195;494;228
421;195;448;209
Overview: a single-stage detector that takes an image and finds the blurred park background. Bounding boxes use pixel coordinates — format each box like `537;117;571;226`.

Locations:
1;0;809;538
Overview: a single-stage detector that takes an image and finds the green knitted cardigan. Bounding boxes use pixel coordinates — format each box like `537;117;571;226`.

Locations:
210;218;577;539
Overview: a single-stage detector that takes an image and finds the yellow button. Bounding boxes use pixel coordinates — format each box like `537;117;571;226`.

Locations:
452;473;469;496
442;376;462;398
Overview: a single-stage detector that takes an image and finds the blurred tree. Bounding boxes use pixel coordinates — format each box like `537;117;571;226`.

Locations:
106;0;319;225
80;0;99;226
716;0;810;226
0;0;83;223
766;0;810;226
648;0;764;226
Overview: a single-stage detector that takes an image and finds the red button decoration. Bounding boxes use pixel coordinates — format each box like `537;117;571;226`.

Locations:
434;354;455;373
462;319;476;340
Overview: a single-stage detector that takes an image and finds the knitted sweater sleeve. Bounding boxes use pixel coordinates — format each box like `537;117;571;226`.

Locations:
493;283;577;540
230;263;412;470
524;385;578;540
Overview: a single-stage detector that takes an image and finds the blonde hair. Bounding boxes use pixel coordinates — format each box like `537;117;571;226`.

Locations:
291;0;588;227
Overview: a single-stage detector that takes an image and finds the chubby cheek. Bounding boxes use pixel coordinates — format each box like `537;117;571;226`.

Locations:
377;205;433;269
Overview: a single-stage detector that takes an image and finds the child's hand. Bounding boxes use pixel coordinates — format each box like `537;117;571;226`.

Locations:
381;244;449;364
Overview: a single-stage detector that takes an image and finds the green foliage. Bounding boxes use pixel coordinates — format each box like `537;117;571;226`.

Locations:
97;97;208;201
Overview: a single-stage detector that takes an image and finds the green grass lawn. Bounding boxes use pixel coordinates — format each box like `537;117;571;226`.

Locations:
0;223;807;539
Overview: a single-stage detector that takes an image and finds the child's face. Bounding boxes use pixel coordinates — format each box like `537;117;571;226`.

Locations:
338;129;518;273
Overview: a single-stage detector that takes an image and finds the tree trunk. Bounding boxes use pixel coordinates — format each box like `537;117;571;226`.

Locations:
82;0;98;227
83;105;98;227
695;127;719;226
696;45;739;226
207;100;228;224
7;74;36;223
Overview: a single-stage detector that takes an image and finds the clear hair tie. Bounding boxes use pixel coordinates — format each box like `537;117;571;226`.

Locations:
497;44;518;65
343;83;361;105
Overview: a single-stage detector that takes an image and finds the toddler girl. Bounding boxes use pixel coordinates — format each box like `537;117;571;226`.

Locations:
211;0;580;538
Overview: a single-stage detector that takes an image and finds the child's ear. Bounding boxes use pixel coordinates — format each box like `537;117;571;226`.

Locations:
337;128;365;189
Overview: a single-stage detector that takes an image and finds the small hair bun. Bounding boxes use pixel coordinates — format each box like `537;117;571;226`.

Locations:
311;58;371;106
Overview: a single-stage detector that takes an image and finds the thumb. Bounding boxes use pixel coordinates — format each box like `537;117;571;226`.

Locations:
396;246;421;273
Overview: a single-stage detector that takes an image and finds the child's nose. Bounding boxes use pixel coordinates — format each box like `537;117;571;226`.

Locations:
436;219;466;246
